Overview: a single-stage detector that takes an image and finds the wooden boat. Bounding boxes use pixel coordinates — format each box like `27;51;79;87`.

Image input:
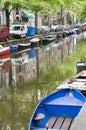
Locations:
76;61;86;73
57;61;86;96
28;88;86;130
42;35;55;45
30;38;40;48
18;42;31;50
0;45;10;56
0;53;10;60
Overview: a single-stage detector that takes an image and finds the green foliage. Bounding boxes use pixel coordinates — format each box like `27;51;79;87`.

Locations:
79;5;86;20
70;0;86;19
28;0;52;15
1;0;86;28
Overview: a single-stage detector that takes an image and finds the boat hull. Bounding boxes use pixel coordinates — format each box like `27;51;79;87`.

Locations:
18;43;31;50
42;36;55;45
0;47;10;56
9;45;18;51
30;38;40;48
28;88;86;130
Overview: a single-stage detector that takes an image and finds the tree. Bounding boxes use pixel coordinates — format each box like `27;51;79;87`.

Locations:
27;0;52;28
80;5;86;21
0;0;29;30
66;0;86;23
0;0;85;31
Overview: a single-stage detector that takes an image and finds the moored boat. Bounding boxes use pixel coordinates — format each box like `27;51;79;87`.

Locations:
0;45;10;56
28;88;86;130
57;61;86;96
9;44;18;51
9;42;31;51
18;42;31;50
42;35;56;45
30;37;40;48
0;53;10;60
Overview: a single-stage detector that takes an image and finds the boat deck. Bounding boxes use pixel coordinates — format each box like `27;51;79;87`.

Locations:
70;102;86;130
32;116;73;130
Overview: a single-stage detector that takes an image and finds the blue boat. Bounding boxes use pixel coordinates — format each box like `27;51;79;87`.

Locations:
9;44;18;51
9;42;31;51
28;88;86;130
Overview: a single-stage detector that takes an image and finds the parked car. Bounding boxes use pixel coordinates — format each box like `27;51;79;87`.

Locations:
0;25;9;41
39;26;50;34
10;24;27;38
55;25;63;32
50;25;58;31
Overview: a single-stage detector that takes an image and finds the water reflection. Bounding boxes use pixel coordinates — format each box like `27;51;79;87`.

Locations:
0;35;79;87
0;84;52;130
11;50;38;85
0;54;10;70
0;32;85;130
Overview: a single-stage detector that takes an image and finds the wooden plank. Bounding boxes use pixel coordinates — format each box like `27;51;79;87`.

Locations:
53;117;64;129
79;70;86;77
75;79;86;82
75;70;86;78
45;116;57;128
61;117;73;130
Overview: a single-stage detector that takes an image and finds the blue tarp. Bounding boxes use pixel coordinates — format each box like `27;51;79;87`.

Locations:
27;26;37;36
22;11;35;18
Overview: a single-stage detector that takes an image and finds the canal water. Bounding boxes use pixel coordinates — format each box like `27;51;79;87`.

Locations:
0;32;86;130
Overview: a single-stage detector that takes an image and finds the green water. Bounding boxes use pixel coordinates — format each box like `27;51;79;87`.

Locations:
0;33;86;130
0;81;55;130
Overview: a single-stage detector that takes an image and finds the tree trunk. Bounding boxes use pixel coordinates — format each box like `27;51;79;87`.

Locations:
61;5;63;25
35;11;38;28
60;5;65;25
5;8;10;31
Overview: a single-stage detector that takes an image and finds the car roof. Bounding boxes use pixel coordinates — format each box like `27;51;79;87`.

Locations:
11;24;25;27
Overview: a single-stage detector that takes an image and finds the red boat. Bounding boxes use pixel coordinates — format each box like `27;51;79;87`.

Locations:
0;45;10;56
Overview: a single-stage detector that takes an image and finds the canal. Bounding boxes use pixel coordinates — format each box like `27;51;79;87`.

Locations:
0;32;86;130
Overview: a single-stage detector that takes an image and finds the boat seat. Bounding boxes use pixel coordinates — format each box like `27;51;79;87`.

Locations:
53;117;73;130
61;117;73;130
45;116;57;128
32;128;59;130
45;117;73;130
53;117;64;129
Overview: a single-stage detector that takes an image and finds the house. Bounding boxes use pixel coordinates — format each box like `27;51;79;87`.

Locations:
0;8;6;25
10;8;42;29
